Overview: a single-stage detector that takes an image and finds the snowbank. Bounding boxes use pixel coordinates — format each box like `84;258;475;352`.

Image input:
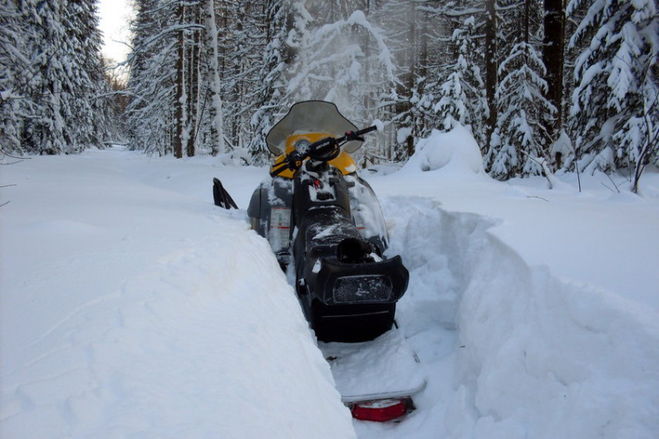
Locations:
371;197;659;438
0;149;356;438
400;125;484;176
447;209;659;439
3;144;658;439
361;130;659;438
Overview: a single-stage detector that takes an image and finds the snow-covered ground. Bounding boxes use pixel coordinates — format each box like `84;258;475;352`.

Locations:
0;150;354;438
2;131;658;438
360;127;659;438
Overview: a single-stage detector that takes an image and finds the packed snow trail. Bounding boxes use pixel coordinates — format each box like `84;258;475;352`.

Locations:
0;148;356;438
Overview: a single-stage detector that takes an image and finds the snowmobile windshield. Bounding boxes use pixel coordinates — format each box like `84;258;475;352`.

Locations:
266;101;361;156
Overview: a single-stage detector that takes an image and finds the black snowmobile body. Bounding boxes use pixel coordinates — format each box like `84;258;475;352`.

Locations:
247;101;409;342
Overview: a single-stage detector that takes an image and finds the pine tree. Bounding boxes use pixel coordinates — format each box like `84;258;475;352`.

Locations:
0;1;30;154
1;0;110;155
389;1;486;159
433;16;488;148
127;0;209;157
567;0;658;174
247;0;293;164
369;0;419;159
484;0;497;148
219;1;269;152
65;0;111;149
487;0;556;179
285;5;397;165
126;0;176;154
542;0;566;145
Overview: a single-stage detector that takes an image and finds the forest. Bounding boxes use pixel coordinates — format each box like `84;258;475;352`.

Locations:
1;0;657;185
2;3;659;436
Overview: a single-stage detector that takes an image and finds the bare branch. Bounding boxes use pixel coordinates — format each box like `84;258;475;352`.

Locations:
519;149;555;190
605;173;621;193
0;149;31;160
600;182;616;193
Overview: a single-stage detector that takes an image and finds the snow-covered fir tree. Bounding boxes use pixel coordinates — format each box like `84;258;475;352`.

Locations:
127;0;274;159
1;0;109;155
247;0;296;164
286;5;397;164
0;1;29;154
486;0;556;180
217;1;268;152
126;0;177;154
368;0;423;159
65;0;111;149
567;0;658;174
115;0;654;178
127;0;213;157
433;16;488;149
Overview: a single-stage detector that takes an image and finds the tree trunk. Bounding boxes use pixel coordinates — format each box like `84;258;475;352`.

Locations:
484;0;497;148
524;0;530;47
186;6;201;157
174;2;185;159
206;0;225;155
542;0;564;144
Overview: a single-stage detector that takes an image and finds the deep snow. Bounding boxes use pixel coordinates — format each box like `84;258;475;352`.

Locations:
1;129;658;438
0;150;355;438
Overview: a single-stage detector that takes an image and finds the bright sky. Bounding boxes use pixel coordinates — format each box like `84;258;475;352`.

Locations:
98;0;134;64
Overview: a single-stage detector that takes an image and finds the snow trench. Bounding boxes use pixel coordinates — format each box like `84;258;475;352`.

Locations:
379;196;659;439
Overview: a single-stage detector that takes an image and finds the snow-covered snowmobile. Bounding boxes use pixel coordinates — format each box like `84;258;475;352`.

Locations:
247;101;409;342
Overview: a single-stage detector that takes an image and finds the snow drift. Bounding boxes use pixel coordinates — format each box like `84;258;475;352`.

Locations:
358;125;659;438
400;125;484;175
3;141;658;439
0;150;356;438
373;197;659;438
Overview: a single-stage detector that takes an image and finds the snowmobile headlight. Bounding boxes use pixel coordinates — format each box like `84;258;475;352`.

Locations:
333;275;393;304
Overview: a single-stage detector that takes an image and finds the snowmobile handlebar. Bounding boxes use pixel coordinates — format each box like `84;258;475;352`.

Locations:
270;125;377;176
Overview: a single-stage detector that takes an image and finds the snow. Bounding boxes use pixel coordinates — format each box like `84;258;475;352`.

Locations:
321;329;426;403
2;129;659;438
396;127;412;144
0;148;355;439
363;128;659;438
400;125;484;175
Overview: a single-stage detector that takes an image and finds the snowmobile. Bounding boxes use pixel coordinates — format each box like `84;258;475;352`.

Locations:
214;101;426;422
245;101;409;343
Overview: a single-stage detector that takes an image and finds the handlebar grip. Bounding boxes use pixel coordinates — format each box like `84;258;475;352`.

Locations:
270;151;306;176
355;125;377;136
